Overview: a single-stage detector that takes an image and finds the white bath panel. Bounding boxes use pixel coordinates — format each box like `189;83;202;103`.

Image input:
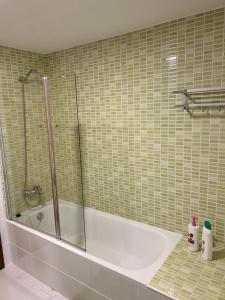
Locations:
28;255;111;300
28;233;92;285
137;285;172;300
90;261;138;300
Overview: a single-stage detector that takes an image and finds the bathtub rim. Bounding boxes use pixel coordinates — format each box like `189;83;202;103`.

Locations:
17;199;182;241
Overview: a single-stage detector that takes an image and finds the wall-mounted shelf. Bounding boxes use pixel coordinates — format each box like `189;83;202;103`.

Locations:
173;86;225;114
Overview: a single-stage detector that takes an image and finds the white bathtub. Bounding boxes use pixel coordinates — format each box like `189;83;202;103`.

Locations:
6;201;182;300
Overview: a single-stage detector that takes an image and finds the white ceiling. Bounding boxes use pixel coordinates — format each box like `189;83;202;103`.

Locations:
0;0;224;54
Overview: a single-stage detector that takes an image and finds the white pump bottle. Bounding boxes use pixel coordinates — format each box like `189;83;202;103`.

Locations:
188;216;199;251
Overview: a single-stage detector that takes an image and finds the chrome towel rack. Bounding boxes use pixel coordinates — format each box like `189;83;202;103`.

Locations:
173;86;225;114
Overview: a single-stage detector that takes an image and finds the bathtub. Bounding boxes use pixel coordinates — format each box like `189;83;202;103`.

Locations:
6;200;182;300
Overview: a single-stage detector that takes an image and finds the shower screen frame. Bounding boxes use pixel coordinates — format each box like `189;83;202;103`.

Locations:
0;124;12;220
42;76;61;239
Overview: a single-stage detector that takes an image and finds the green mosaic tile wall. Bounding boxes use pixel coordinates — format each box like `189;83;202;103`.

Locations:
0;47;84;215
47;73;83;205
0;46;52;215
0;8;225;243
46;8;225;243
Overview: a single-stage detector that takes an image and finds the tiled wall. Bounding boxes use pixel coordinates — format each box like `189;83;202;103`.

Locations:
46;8;225;242
0;47;83;217
0;8;225;242
0;47;52;214
47;72;83;205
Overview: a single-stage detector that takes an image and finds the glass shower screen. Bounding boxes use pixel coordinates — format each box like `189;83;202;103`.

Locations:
43;73;86;249
0;70;55;236
0;70;86;250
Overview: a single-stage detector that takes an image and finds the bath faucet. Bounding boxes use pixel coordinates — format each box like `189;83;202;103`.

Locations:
25;185;42;197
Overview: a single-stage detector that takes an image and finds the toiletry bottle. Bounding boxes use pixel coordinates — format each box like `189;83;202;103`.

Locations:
201;220;213;260
188;216;199;251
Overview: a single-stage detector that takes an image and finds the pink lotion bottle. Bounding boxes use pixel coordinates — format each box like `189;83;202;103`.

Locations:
188;216;199;251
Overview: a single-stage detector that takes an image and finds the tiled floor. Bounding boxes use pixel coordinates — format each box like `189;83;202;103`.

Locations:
0;263;68;300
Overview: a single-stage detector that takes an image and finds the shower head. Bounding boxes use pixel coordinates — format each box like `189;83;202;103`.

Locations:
26;69;38;79
18;69;38;83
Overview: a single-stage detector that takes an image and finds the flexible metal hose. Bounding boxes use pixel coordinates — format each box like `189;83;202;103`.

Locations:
21;81;42;209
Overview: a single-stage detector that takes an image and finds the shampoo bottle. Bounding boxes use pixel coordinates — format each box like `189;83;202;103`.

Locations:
201;220;213;260
188;216;199;251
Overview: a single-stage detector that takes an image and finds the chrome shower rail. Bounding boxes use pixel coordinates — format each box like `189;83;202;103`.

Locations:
189;103;225;109
173;86;225;113
173;86;225;95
